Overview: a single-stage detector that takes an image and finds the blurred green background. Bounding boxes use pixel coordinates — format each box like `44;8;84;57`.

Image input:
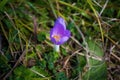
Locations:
0;0;120;80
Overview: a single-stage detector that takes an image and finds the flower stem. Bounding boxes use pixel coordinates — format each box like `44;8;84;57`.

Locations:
54;45;60;52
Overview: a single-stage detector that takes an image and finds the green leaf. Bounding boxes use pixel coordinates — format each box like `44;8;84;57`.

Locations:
0;54;11;72
77;56;86;71
55;72;68;80
30;66;49;77
11;66;33;80
44;52;55;70
26;51;36;59
82;39;107;80
87;39;104;57
37;59;46;69
10;65;50;80
61;48;67;56
0;0;8;10
83;62;107;80
37;32;46;42
31;77;51;80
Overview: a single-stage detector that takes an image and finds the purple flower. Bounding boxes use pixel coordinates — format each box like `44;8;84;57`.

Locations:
50;17;70;45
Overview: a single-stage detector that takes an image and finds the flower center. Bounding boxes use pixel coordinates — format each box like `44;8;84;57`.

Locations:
53;34;60;42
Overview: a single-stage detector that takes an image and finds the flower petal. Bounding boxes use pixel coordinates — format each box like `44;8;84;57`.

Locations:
50;28;61;44
51;25;64;37
57;30;70;45
52;18;66;35
50;17;71;45
64;30;71;37
58;36;69;45
54;17;66;30
51;36;58;44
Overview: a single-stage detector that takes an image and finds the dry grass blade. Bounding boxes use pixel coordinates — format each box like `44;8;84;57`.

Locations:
3;44;31;79
69;17;90;69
